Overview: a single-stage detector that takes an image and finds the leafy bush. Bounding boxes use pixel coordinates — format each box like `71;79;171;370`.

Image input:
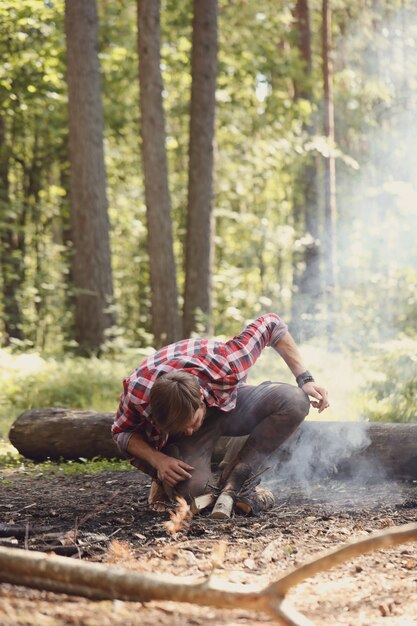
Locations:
358;338;417;423
0;349;150;438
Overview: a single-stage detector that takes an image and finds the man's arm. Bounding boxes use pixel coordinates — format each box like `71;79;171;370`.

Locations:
126;432;195;487
273;331;330;413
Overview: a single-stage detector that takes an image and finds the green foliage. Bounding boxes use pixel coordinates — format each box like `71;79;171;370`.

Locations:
0;0;416;386
0;441;131;479
0;0;69;348
0;348;151;437
358;338;417;423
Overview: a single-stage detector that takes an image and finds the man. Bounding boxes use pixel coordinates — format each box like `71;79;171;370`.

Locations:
112;313;329;516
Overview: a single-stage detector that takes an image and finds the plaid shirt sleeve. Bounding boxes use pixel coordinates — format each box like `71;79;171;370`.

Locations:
223;313;288;378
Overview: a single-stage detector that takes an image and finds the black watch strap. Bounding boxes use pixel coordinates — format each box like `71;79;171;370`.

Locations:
296;370;315;388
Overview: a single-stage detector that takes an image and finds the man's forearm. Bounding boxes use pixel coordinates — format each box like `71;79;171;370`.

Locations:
274;331;329;412
273;331;307;378
126;432;166;469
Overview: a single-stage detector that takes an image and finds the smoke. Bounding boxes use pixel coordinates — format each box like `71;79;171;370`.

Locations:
244;6;417;508
270;421;372;486
262;420;408;510
333;3;417;348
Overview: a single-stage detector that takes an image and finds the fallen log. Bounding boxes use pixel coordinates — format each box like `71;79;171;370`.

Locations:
1;522;417;626
269;420;417;482
8;408;123;461
8;409;417;480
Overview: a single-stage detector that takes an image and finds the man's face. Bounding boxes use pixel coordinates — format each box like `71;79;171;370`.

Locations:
183;403;207;436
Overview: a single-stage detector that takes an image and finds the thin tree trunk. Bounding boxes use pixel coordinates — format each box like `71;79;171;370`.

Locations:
291;0;321;342
183;0;218;338
25;129;44;346
65;0;115;354
0;115;25;343
322;0;337;345
137;0;181;348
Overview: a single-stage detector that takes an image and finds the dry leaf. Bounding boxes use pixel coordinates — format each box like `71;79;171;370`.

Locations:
106;539;134;565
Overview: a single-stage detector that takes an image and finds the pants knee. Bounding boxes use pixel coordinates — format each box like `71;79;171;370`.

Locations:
174;473;212;501
162;444;213;501
273;384;310;424
290;387;310;422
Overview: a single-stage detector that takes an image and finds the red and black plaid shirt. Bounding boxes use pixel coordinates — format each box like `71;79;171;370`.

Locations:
112;313;287;458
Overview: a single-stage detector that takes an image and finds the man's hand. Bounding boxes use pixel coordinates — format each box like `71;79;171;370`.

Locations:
155;454;195;487
302;382;329;413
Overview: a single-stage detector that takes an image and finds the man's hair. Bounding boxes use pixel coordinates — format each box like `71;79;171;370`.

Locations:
150;371;201;434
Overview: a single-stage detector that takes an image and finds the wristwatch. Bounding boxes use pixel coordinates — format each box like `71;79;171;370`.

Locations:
296;370;315;388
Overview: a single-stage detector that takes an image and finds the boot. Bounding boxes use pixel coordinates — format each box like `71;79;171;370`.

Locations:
211;481;275;518
220;457;274;517
220;440;267;493
221;462;253;495
210;463;252;519
235;485;275;516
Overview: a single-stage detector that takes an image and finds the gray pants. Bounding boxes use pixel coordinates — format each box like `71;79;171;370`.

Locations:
164;382;310;500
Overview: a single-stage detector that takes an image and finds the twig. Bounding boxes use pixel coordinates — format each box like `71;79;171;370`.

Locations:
240;466;272;492
73;516;79;546
0;524;58;539
24;522;29;551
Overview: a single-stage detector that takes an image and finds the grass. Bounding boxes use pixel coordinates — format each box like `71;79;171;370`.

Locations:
0;347;148;476
0;440;132;481
0;348;153;438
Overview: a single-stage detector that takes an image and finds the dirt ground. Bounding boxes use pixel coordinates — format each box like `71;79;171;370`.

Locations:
0;468;417;626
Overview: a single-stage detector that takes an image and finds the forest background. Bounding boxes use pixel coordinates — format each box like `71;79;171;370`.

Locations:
0;0;416;460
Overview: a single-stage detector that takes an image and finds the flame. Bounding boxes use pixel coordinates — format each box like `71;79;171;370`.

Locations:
164;496;192;536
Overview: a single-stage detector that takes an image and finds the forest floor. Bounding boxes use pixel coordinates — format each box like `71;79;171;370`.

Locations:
0;468;417;626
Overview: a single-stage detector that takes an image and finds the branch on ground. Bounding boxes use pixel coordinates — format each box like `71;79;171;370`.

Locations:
1;522;417;626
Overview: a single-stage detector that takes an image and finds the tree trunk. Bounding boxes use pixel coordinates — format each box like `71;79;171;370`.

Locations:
291;0;321;342
183;0;218;338
65;0;115;354
9;410;417;481
137;0;181;348
0;115;25;343
322;0;337;345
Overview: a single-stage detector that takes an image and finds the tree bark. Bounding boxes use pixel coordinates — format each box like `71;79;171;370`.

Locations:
322;0;337;345
137;0;181;348
8;410;417;481
9;408;122;461
65;0;115;354
183;0;218;338
291;0;321;342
